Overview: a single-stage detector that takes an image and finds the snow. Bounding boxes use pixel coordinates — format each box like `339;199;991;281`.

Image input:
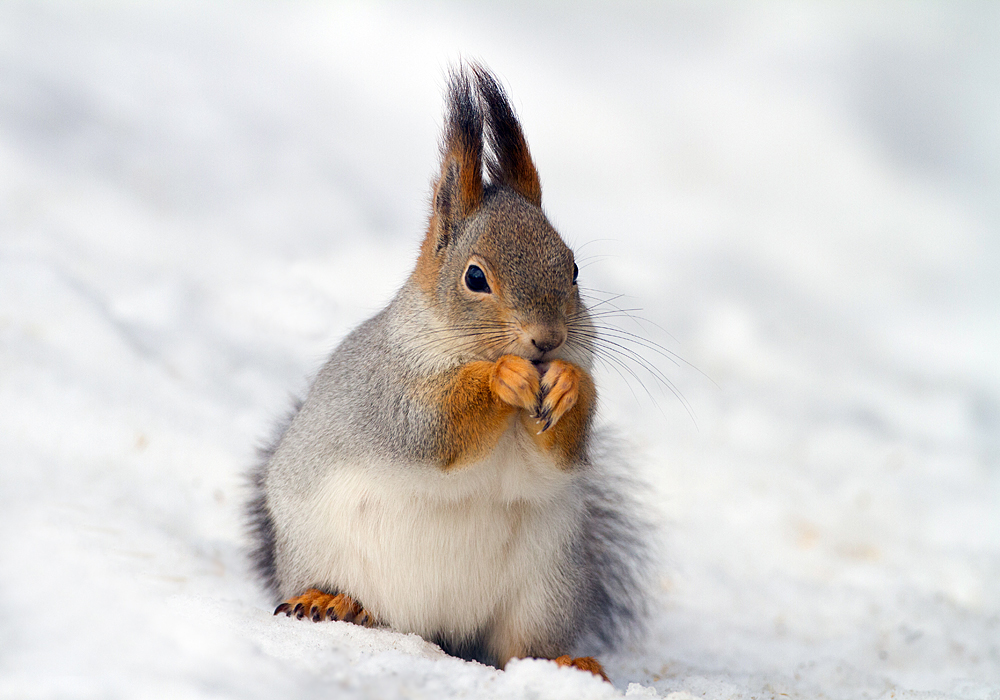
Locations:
1;2;998;698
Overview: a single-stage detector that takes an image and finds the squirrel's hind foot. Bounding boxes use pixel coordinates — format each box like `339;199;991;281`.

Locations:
274;588;376;627
552;655;609;682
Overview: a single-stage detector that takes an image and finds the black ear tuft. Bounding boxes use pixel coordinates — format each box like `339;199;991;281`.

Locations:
471;63;542;207
432;66;485;249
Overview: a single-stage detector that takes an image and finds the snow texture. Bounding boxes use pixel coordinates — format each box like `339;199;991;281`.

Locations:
1;2;998;698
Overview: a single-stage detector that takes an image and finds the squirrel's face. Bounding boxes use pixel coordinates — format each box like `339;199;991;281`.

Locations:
414;64;595;368
438;188;585;363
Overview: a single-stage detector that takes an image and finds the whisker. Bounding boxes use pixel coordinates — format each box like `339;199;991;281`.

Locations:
589;348;644;407
569;328;695;414
573;238;621;254
586;326;685;369
567;321;699;426
580;290;679;343
586;342;673;425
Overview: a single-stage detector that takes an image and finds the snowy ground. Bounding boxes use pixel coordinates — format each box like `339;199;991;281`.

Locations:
1;2;998;698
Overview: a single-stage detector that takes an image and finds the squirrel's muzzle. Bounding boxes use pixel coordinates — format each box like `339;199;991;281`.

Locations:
523;323;566;358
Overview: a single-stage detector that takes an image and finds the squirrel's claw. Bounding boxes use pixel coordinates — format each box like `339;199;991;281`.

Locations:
534;403;554;433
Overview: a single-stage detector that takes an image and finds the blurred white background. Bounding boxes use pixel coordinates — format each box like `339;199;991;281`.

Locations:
1;2;997;698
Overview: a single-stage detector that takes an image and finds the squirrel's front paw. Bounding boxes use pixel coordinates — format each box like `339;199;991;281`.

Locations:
491;355;541;411
274;588;375;627
535;360;580;432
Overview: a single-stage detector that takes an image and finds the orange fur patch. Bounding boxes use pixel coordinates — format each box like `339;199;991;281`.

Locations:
414;224;445;296
413;357;594;470
432;360;517;469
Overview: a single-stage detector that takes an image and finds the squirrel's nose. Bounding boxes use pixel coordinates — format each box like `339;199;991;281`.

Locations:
531;332;565;354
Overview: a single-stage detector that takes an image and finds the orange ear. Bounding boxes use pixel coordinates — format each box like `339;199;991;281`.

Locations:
472;64;542;207
428;67;484;252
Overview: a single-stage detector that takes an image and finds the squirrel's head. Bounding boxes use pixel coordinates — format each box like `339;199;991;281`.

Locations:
413;64;591;366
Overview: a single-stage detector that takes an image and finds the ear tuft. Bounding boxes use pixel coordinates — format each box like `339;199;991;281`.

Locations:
471;63;542;207
431;66;485;250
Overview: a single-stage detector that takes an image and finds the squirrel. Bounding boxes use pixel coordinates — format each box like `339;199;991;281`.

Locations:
247;63;649;682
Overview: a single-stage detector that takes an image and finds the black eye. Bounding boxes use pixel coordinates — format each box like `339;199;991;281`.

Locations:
572;263;579;285
465;265;490;293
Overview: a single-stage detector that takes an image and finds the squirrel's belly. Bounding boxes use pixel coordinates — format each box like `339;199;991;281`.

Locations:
282;426;581;638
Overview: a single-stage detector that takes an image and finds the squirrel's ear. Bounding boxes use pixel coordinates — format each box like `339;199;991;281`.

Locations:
472;64;542;208
430;68;484;251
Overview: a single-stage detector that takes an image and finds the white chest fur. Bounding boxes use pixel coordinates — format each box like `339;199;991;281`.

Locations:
275;419;583;638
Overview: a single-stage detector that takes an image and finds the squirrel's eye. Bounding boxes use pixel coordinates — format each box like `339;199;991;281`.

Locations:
465;265;490;293
572;263;579;285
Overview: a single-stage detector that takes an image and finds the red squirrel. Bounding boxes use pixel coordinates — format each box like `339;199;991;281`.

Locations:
247;63;649;682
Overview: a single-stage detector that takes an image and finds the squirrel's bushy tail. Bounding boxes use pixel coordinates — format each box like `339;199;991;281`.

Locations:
246;399;302;600
574;429;656;654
